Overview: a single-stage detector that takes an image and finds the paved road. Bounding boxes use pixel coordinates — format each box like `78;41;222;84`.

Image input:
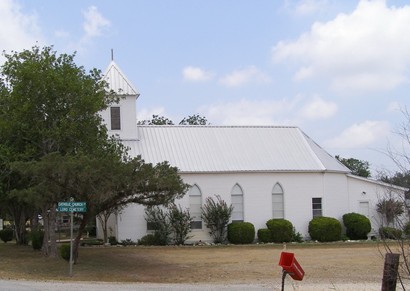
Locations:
0;280;274;291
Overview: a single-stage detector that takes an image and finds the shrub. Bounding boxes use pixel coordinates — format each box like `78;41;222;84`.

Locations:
31;230;44;250
292;227;304;243
145;206;171;245
60;244;71;261
138;234;158;246
120;238;137;246
266;219;293;243
379;227;402;240
168;204;193;245
308;217;342;242
108;236;118;245
202;195;233;243
0;228;13;243
342;212;371;240
257;228;273;243
227;222;255;244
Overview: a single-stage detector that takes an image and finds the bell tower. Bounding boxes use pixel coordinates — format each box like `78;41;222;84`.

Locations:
100;56;140;141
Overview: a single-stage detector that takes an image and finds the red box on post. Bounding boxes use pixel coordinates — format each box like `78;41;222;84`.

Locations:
278;252;305;281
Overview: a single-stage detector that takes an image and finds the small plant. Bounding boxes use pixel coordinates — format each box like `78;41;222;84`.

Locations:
0;228;13;243
31;230;44;250
404;221;410;238
202;195;233;244
257;228;273;243
138;234;158;246
379;226;402;240
227;222;255;244
120;238;137;246
266;219;293;243
108;236;118;245
292;227;304;243
308;217;342;242
60;244;71;261
342;212;371;240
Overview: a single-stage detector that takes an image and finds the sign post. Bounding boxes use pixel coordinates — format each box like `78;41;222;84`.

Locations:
57;199;87;277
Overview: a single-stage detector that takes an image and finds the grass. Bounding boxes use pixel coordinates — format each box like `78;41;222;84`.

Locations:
0;240;391;284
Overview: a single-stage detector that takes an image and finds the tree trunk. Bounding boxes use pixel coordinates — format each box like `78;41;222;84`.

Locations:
41;204;58;258
73;212;88;264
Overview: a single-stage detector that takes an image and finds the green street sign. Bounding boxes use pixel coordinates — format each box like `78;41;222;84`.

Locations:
57;201;87;212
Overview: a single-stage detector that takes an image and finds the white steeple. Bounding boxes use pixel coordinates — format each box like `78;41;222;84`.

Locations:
100;59;139;141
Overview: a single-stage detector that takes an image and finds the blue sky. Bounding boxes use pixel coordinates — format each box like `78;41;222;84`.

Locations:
1;0;410;175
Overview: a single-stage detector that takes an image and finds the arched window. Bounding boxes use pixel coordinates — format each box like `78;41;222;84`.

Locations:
231;184;244;222
189;184;202;229
272;183;284;218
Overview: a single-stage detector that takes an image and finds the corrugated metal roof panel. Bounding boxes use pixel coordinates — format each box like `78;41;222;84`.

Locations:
103;61;139;96
123;125;350;173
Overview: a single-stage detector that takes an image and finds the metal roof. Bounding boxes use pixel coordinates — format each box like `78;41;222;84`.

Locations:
103;61;139;96
123;125;351;173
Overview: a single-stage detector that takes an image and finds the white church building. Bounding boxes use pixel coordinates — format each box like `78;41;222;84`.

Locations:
98;61;407;242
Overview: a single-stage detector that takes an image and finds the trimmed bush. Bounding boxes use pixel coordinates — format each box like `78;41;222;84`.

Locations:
266;219;293;243
227;222;255;244
342;212;371;240
31;230;44;250
257;228;273;243
308;217;342;242
108;236;118;245
60;244;71;261
0;228;13;243
379;227;402;240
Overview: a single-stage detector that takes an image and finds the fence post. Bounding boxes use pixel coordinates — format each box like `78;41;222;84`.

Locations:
381;253;400;291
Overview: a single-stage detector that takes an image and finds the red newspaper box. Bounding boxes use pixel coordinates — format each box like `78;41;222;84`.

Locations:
278;252;305;281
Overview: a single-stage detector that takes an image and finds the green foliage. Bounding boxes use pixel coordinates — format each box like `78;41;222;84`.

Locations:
308;217;342;242
0;228;13;243
379;171;410;188
379;227;403;240
376;198;404;225
108;236;118;245
145;204;193;245
266;219;293;243
179;114;209;125
227;222;255;244
138;114;174;125
335;156;371;177
342;213;371;240
120;239;137;246
201;195;233;243
292;227;304;243
168;204;193;245
257;228;273;243
60;244;71;261
404;222;410;237
138;234;160;246
145;207;172;245
30;230;44;250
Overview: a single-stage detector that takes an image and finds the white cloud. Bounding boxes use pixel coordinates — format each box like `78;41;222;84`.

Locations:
299;96;338;120
387;101;401;113
273;0;410;92
82;6;110;38
182;66;213;82
285;0;329;15
219;66;271;87
0;0;44;57
325;120;390;149
200;98;299;125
